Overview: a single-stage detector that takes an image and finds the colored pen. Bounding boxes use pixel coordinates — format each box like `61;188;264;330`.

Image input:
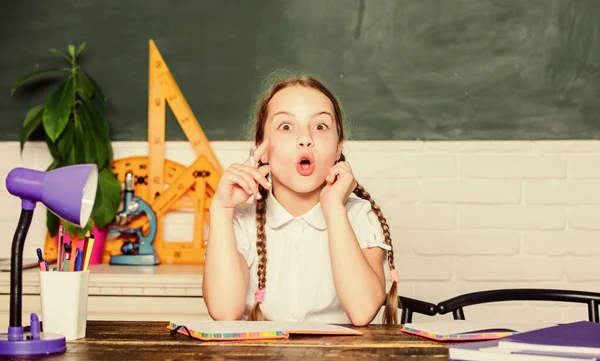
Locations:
36;248;48;271
74;249;83;272
69;233;78;272
58;225;64;272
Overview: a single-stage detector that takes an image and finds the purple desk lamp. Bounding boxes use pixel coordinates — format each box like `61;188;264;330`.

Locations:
0;164;98;356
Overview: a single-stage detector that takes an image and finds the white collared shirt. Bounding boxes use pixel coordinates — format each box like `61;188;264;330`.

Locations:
232;193;390;323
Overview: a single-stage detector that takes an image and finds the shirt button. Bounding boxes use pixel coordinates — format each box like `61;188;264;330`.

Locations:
294;244;300;251
291;277;297;284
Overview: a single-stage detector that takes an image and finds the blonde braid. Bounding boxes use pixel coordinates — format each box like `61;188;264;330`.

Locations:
248;181;269;320
353;181;399;325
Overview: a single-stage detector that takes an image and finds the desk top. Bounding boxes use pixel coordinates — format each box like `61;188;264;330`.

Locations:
53;321;449;361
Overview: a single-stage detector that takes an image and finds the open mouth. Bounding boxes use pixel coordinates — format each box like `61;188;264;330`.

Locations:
296;155;315;176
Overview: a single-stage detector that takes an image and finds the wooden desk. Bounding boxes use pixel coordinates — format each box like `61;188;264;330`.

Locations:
40;321;450;360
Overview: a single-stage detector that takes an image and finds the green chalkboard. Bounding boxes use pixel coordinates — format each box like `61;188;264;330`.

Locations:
1;0;600;141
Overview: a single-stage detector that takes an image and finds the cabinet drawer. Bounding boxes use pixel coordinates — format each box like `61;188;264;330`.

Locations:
0;295;211;330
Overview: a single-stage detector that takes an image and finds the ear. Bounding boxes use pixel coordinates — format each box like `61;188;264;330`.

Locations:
336;141;344;161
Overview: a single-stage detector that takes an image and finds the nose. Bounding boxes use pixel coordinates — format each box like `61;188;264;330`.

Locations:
297;134;313;148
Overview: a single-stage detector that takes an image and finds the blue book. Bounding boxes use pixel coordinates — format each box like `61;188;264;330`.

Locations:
450;339;600;361
498;321;600;356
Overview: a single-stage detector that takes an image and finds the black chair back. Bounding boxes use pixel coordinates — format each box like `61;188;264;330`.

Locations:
436;289;600;323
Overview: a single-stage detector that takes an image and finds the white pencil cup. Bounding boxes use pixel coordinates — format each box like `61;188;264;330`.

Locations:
39;270;90;340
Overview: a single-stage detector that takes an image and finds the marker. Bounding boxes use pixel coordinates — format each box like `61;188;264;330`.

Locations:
58;225;65;272
63;253;70;273
36;248;48;271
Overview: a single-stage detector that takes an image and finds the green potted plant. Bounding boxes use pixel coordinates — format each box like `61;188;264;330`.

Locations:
11;42;121;254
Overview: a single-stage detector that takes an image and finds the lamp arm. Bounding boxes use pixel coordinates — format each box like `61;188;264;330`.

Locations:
10;209;34;328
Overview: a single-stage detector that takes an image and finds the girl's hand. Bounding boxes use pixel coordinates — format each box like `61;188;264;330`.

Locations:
212;139;271;210
320;160;357;211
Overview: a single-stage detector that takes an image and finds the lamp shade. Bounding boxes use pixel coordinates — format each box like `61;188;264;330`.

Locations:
5;164;98;227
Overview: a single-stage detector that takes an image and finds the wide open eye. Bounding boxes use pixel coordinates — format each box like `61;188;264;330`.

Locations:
278;122;293;131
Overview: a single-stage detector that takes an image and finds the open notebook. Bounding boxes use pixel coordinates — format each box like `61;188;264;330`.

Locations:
401;320;556;342
168;320;363;341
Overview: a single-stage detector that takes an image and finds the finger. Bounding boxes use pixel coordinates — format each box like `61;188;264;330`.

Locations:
344;161;353;172
326;163;352;183
325;164;338;183
244;138;271;167
230;167;261;198
325;166;341;184
226;172;254;196
233;163;272;189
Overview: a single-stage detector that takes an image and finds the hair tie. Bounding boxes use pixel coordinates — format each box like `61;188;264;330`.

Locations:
255;288;265;304
390;269;399;284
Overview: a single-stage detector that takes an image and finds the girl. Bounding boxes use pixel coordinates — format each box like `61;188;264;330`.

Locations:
203;74;399;326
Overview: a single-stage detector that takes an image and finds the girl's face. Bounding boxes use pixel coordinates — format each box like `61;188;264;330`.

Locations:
262;85;342;195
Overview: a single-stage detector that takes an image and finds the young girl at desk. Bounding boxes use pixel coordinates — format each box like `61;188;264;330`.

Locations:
203;74;398;326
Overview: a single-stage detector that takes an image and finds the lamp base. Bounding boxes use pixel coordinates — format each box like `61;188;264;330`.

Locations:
0;330;66;356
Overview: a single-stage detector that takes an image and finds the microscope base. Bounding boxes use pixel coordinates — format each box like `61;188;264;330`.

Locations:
109;254;160;266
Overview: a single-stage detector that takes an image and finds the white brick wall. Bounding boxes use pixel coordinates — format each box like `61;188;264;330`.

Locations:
2;140;600;325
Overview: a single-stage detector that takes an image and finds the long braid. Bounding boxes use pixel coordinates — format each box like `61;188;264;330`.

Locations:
248;171;269;320
343;154;398;324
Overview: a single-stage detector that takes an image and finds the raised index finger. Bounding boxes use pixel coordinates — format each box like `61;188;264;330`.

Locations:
244;138;270;167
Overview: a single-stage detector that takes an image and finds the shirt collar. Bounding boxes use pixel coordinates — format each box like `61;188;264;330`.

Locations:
265;191;328;230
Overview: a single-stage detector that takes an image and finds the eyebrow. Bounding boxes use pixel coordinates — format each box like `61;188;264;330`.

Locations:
271;111;334;119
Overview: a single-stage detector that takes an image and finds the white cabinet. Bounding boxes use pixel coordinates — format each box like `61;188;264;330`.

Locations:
0;264;211;330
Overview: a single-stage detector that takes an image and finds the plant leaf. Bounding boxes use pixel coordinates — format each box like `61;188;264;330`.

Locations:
63;218;94;238
46;158;61;172
43;80;74;141
79;102;108;168
91;168;121;229
45;134;62;159
84;99;110;138
11;68;68;95
107;140;114;164
76;42;86;57
85;125;105;167
82;72;106;105
50;49;71;62
73;120;89;164
65;146;77;165
68;45;75;58
76;72;94;99
20;104;45;153
54;123;73;159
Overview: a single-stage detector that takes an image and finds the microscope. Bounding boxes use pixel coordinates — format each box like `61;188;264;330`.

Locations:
109;172;160;265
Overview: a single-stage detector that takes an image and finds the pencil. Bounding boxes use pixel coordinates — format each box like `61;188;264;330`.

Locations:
82;231;90;266
83;235;95;271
